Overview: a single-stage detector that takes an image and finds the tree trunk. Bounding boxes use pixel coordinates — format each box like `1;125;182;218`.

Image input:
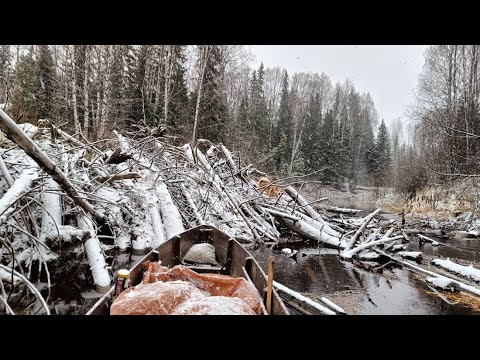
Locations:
162;45;172;127
99;45;113;140
0;108;104;220
70;46;80;136
83;45;90;139
0;168;38;225
192;45;209;146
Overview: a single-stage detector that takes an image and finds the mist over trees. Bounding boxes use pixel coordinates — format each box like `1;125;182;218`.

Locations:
0;45;393;187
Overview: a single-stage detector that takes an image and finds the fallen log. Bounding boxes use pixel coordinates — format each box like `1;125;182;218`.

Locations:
155;181;185;239
282;218;346;249
343;208;381;252
273;281;336;315
0;169;38;225
77;215;111;293
373;249;480;297
102;172;141;182
314;204;362;214
341;235;404;259
285;186;341;238
0;108;104;220
0;152;14;186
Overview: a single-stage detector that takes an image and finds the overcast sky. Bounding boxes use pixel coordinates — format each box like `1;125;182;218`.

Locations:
250;45;428;126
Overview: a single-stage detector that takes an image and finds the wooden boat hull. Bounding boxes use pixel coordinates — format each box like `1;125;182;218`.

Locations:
87;224;289;315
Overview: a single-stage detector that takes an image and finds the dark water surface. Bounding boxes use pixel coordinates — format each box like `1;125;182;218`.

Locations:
250;242;480;315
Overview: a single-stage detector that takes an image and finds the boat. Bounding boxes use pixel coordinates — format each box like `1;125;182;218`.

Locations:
87;224;289;315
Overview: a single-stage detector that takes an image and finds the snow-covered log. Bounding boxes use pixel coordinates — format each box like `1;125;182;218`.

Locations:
0;168;38;225
155;181;185;239
184;144;261;243
418;234;439;246
282;218;346;249
149;201;167;248
341;235;404;259
0;152;14;186
285;186;341;237
343;208;381;251
0;108;104;220
0;268;21;284
375;249;480;297
320;297;346;314
17;123;38;138
431;258;480;283
273;281;336;315
39;178;89;251
180;184;205;226
398;251;423;260
77;215;111;293
314;204;362;214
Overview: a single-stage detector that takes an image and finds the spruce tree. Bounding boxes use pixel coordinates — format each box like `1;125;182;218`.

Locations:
273;70;293;169
35;45;56;120
300;93;322;174
319;109;338;182
168;45;190;144
374;119;392;186
197;45;229;144
11;49;37;122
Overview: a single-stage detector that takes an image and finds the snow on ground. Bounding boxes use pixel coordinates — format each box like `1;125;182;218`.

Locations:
432;258;480;283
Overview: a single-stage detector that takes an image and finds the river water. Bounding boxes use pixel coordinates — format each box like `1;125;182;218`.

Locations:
249;198;480;315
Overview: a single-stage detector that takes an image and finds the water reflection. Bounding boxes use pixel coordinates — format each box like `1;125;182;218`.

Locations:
250;243;480;315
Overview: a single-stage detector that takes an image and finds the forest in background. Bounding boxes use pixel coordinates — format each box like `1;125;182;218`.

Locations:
3;45;478;195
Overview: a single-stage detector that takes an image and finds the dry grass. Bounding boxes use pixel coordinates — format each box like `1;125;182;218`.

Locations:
424;289;480;312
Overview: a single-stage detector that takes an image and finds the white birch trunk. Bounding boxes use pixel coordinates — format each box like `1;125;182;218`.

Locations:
83;45;90;138
155;181;185;239
99;45;113;139
77;214;111;293
70;45;80;136
0;108;104;220
0;168;38;225
0;152;14;186
192;45;210;146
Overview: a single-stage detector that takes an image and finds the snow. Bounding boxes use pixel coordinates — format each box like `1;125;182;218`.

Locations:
341;235;404;259
17;123;38;138
115;233;131;250
78;215;111;290
273;281;336;315
40;178;61;238
431;258;480;283
132;222;155;252
320;297;346;314
392;244;407;251
426;277;461;292
282;248;292;255
0;168;38;225
357;251;380;260
80;289;103;299
0;267;21;284
149;204;166;248
398;251;423;260
155;181;185;239
284;218;346;248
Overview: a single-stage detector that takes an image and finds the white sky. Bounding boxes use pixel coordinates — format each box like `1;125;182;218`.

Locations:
250;45;428;126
